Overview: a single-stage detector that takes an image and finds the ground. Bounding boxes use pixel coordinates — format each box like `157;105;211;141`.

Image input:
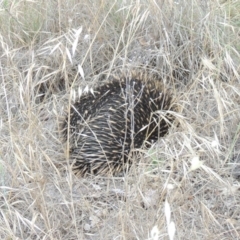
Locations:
0;0;240;239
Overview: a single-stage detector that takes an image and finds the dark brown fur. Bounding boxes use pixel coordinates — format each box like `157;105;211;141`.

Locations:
62;73;176;176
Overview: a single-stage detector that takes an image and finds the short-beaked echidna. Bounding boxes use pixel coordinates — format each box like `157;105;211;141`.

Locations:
62;72;176;176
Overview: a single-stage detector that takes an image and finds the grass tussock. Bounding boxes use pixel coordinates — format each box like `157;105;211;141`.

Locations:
0;0;240;239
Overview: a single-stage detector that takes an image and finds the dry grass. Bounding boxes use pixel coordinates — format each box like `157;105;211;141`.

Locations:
0;0;240;239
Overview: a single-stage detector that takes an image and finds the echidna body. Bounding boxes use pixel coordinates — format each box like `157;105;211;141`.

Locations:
62;73;176;176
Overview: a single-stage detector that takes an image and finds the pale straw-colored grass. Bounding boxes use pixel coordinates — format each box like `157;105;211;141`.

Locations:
0;0;240;239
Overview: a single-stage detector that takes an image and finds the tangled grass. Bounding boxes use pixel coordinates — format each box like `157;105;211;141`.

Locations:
0;0;240;239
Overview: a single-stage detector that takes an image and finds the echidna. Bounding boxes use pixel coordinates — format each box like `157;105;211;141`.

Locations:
62;72;176;176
